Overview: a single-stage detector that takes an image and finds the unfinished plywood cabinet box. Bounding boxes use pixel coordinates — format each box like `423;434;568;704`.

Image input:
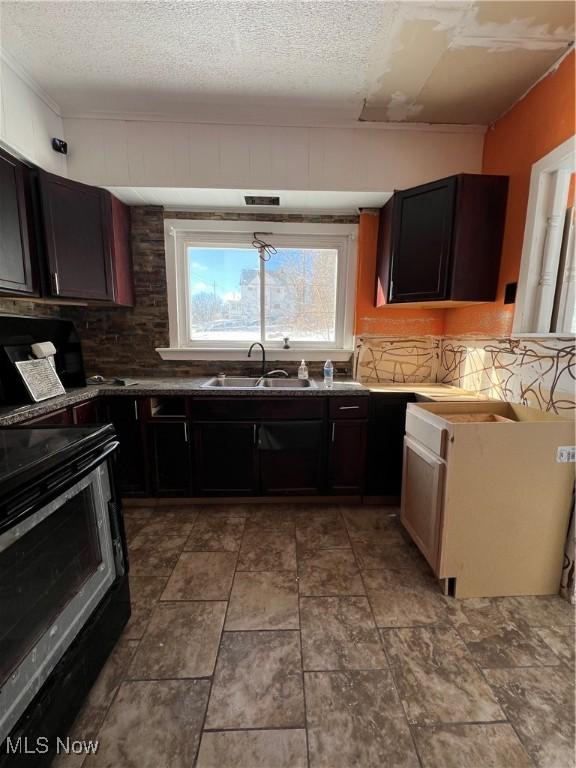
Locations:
401;401;575;598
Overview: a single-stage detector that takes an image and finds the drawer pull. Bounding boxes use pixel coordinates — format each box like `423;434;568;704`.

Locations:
339;405;360;410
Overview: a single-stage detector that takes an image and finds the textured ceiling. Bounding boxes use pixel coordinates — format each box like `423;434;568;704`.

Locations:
0;0;574;126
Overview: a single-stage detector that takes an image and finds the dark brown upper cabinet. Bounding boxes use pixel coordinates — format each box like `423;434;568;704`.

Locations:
0;148;37;296
376;174;508;307
37;169;134;305
39;170;113;300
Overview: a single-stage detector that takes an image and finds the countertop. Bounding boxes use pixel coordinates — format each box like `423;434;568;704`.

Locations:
0;378;486;427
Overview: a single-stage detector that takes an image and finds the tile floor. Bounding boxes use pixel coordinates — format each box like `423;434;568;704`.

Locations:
55;503;576;768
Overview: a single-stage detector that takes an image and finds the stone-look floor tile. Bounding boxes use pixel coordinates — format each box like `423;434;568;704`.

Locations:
363;568;449;628
123;506;156;520
205;631;304;729
485;666;576;768
246;504;299;528
84;679;209;768
225;571;299;630
352;537;426;571
305;670;419;768
196;730;308;768
137;509;198;536
53;639;139;768
185;516;245;551
237;527;296;571
198;503;252;519
382;626;504;725
535;625;576;669
458;619;561;669
123;603;154;641
300;596;387;670
443;596;522;631
128;602;226;679
298;549;365;596
508;595;576;627
413;723;533;768
128;533;188;570
123;517;149;540
128;561;172;639
342;507;403;538
295;511;350;550
161;552;237;600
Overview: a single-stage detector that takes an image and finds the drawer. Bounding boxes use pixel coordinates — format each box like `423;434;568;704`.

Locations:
329;397;369;419
405;408;447;458
26;407;72;426
191;397;325;421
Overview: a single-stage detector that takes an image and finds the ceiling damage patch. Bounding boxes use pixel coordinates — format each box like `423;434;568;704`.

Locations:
361;0;575;125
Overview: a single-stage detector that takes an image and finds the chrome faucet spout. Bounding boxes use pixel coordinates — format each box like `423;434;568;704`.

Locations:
255;369;289;386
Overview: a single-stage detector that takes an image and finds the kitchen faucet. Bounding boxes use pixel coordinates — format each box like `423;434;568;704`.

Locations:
247;342;266;376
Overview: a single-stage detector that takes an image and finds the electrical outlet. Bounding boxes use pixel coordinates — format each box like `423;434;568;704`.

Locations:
556;446;576;463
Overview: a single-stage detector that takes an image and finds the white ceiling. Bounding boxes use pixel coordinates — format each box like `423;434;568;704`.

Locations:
1;0;574;126
107;187;392;212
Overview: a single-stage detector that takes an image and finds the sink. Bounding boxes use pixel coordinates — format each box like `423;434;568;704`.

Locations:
202;376;317;389
202;376;260;388
259;378;317;388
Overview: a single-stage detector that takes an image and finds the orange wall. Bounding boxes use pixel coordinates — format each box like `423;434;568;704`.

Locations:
354;211;445;336
444;50;576;336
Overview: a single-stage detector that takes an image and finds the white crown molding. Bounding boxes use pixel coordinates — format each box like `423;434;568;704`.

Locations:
0;47;62;116
63;109;487;134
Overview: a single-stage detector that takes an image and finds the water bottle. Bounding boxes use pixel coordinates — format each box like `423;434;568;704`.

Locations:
323;359;334;389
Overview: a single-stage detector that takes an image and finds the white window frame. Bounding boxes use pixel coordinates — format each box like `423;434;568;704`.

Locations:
513;135;576;336
158;219;358;361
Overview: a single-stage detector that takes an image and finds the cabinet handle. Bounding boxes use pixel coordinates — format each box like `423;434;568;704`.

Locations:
253;424;257;445
133;401;138;420
331;423;336;442
183;422;188;443
339;405;360;410
51;272;60;295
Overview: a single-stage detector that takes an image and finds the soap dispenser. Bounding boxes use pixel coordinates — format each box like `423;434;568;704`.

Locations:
298;360;309;380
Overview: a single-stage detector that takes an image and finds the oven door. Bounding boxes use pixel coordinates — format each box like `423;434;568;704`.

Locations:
0;461;116;743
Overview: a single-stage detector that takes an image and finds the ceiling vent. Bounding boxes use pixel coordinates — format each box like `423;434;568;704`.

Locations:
244;195;280;206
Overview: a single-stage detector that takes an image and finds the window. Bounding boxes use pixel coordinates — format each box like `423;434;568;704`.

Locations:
514;136;576;335
160;220;357;360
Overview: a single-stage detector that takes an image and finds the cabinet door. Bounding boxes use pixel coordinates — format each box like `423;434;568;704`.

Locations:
258;421;323;495
390;177;456;302
400;436;444;572
0;148;35;295
38;170;113;300
194;422;258;495
329;420;367;494
105;397;148;496
72;399;100;424
149;421;192;496
366;396;413;496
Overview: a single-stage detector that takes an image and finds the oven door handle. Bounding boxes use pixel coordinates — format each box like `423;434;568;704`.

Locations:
0;440;121;535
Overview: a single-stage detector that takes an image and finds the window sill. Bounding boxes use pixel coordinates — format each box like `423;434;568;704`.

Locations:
156;347;354;362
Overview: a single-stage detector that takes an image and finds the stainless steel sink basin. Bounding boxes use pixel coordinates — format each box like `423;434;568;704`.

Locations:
202;376;260;388
259;378;317;388
202;376;317;389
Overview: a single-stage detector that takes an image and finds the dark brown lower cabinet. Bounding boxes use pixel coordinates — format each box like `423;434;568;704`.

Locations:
72;399;100;424
258;421;324;495
149;420;192;496
26;408;72;426
105;397;148;496
329;420;367;494
194;421;258;495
